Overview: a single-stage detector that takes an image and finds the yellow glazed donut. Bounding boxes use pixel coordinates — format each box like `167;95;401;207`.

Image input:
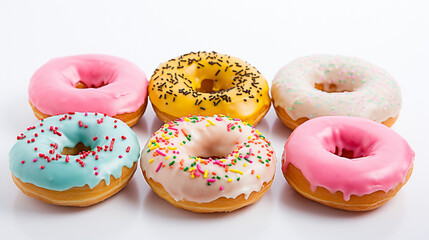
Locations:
149;52;271;125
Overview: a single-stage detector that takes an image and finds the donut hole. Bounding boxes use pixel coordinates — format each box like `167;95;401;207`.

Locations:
187;138;236;159
196;79;222;93
66;61;116;89
321;125;378;160
185;64;235;93
314;83;345;93
75;81;108;89
333;147;365;159
195;78;233;93
61;142;92;155
313;68;363;93
182;127;240;160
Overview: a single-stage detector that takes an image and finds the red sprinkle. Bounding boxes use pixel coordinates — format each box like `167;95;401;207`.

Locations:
121;136;126;140
21;160;25;164
84;125;88;128
93;136;98;141
79;121;83;127
40;165;45;169
126;146;131;153
65;155;70;163
94;167;98;170
119;155;123;158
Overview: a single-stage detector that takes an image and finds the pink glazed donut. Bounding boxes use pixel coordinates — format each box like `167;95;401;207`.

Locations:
28;54;148;127
282;116;414;211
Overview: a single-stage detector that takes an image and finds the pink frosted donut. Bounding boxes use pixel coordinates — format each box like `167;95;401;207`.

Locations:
28;54;148;127
282;116;414;211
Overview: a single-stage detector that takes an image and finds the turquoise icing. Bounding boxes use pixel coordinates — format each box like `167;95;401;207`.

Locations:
9;112;140;191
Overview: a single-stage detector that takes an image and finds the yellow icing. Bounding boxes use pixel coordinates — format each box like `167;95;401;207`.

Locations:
149;52;271;125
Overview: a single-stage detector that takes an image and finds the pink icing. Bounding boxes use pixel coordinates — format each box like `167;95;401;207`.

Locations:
28;54;148;116
282;116;414;201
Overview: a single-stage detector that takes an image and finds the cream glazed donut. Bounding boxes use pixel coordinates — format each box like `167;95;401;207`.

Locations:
282;116;414;211
140;115;276;213
28;54;148;127
272;55;401;129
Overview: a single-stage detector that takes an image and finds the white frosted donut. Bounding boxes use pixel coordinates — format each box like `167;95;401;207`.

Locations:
140;115;276;213
271;55;401;129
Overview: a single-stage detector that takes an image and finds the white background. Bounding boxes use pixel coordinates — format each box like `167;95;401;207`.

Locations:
1;1;428;239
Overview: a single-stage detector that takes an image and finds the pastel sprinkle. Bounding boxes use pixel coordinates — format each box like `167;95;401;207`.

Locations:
197;164;205;174
156;149;166;156
229;169;244;175
155;162;163;172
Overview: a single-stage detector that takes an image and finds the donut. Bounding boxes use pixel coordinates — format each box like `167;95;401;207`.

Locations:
272;55;401;129
282;116;414;211
148;52;271;125
28;54;148;127
140;115;276;213
9;112;140;206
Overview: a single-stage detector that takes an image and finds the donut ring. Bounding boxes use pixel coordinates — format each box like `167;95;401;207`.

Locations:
140;115;276;213
272;55;401;129
29;54;148;127
282;116;414;211
149;52;271;125
9;112;141;206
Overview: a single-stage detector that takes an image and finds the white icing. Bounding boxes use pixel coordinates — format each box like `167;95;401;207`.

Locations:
271;55;401;122
140;116;276;203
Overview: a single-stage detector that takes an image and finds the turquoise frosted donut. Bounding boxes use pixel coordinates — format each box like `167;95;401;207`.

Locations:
9;112;140;206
